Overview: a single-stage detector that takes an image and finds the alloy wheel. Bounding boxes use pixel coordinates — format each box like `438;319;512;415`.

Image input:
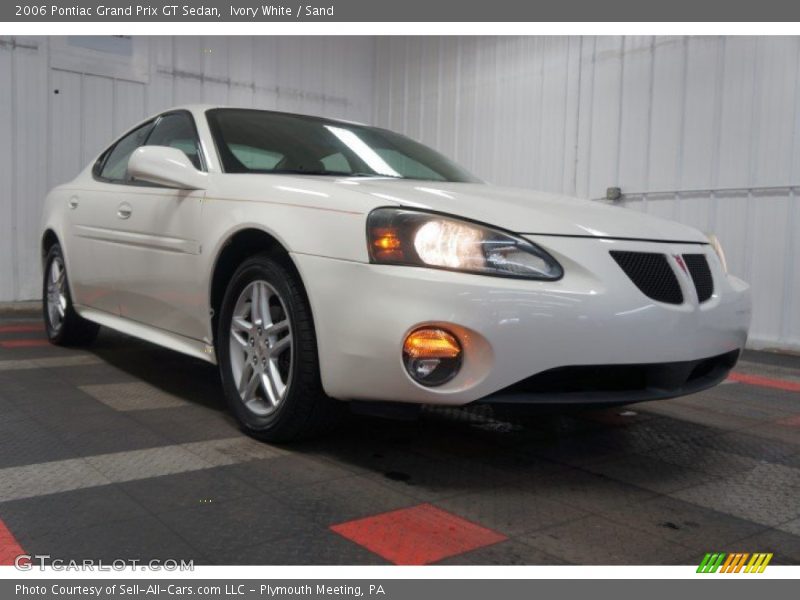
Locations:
46;256;68;333
228;280;294;416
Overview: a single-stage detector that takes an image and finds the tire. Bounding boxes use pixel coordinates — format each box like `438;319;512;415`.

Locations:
43;243;100;346
217;252;343;442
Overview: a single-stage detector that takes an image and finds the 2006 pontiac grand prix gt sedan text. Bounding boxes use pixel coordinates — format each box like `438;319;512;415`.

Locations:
41;106;752;441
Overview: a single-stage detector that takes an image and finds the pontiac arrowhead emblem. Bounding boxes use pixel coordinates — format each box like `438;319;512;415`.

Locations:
673;254;689;275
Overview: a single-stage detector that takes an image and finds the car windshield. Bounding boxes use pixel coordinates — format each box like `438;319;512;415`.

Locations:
206;108;480;183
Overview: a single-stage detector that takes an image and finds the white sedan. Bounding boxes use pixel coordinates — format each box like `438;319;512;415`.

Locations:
41;105;751;440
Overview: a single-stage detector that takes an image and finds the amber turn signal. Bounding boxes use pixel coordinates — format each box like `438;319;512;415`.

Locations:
403;328;461;359
370;227;404;261
402;328;462;386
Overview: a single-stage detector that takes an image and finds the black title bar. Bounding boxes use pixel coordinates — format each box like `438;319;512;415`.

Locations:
4;0;800;22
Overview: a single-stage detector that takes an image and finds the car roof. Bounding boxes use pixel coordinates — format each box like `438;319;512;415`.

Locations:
160;104;368;128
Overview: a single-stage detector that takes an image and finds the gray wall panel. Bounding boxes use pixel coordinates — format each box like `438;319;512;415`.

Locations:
0;35;374;305
0;39;15;303
1;34;798;351
373;36;800;350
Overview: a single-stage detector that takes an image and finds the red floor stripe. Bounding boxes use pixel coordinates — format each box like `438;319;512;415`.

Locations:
728;372;800;393
776;415;800;427
331;503;507;565
0;323;43;334
0;339;50;349
0;520;25;566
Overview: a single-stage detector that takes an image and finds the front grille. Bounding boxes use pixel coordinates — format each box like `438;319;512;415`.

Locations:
683;254;714;302
480;350;740;405
610;251;683;305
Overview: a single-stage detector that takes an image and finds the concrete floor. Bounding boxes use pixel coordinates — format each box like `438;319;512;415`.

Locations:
1;314;799;566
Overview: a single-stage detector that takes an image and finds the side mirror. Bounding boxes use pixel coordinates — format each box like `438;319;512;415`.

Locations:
128;146;207;190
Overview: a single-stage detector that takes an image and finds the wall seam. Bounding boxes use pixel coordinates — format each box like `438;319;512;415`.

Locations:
708;36;727;234
743;38;762;297
10;36;19;300
674;36;690;221
779;38;800;346
571;36;583;197
640;35;657;213
583;36;597;198
613;36;626;188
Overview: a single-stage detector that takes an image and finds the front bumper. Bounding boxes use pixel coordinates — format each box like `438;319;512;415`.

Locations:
477;349;740;406
292;235;751;406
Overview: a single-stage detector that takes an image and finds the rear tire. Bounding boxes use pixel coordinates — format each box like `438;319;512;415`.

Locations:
43;244;100;346
217;252;343;442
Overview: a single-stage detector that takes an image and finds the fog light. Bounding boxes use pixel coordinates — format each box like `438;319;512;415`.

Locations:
403;328;462;386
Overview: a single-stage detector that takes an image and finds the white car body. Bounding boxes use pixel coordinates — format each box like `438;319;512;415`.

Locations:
41;105;751;411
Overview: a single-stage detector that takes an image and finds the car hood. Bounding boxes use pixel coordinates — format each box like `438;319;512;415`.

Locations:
345;180;708;243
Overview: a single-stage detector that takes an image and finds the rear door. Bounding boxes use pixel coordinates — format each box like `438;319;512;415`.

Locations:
66;120;154;315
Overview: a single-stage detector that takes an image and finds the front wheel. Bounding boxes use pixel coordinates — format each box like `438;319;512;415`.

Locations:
217;253;343;441
42;243;100;346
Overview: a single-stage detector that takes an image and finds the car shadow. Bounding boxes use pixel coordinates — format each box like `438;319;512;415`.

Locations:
81;327;718;495
85;328;227;412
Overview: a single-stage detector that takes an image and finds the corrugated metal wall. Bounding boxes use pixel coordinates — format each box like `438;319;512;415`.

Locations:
2;35;798;352
373;36;800;351
0;35;374;303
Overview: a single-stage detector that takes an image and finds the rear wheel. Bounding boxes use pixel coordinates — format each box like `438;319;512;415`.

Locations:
217;253;343;441
43;244;100;346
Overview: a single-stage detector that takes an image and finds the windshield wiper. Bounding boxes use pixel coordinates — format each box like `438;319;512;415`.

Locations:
280;169;348;176
348;172;401;178
249;168;401;178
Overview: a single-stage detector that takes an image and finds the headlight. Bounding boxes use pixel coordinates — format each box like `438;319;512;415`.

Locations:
367;208;563;280
706;233;728;273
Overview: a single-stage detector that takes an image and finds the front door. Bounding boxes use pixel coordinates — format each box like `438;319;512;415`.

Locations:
110;111;209;342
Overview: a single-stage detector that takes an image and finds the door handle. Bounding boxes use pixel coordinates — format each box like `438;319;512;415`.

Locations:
67;197;79;210
117;203;132;219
